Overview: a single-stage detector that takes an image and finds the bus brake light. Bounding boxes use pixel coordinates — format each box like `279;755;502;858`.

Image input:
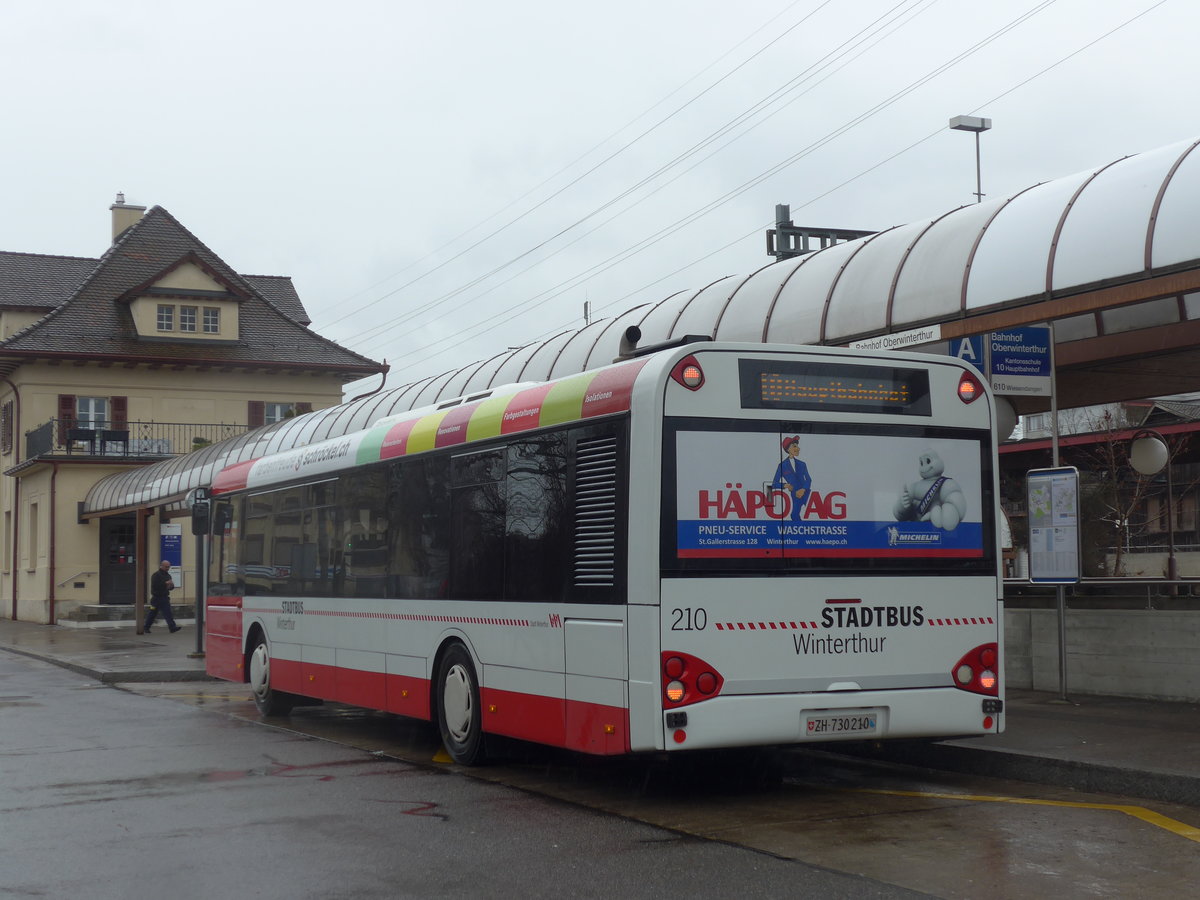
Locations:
670;355;705;390
957;371;983;403
951;643;1000;696
661;651;724;707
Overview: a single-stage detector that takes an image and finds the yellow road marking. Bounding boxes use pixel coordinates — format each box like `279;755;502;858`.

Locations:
849;787;1200;843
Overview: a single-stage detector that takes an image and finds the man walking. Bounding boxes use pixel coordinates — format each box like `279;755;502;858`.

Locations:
144;560;181;634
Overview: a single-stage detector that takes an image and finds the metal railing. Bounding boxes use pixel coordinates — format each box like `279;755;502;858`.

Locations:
1004;576;1200;609
25;419;252;460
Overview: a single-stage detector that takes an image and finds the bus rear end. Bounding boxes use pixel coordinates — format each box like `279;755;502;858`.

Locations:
648;344;1002;752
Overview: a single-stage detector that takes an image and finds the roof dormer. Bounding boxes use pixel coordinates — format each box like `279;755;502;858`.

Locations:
120;253;245;343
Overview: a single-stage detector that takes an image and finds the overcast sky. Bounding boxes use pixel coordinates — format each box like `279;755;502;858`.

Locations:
2;0;1194;394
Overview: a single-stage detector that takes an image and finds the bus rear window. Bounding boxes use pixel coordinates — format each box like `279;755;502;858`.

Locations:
739;359;931;416
662;420;994;576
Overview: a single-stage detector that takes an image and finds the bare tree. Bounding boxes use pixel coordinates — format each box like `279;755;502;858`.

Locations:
1076;408;1152;576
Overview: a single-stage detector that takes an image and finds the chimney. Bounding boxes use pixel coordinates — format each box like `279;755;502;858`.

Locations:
110;192;147;241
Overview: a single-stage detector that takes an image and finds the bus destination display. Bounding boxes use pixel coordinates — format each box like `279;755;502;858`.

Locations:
740;360;931;415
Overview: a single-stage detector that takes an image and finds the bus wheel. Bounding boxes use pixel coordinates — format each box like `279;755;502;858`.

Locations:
436;643;486;766
248;634;295;717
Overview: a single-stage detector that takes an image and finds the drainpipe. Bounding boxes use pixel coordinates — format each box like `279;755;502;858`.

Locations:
8;479;17;621
135;507;151;634
49;462;58;625
347;362;390;403
2;376;20;620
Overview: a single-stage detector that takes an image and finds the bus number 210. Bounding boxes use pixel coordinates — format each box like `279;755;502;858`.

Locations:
671;607;708;631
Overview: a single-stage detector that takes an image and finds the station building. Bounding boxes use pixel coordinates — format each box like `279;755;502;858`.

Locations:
0;198;383;623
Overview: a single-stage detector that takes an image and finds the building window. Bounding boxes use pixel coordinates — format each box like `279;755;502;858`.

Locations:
248;400;313;428
203;307;220;333
57;394;127;446
264;402;296;425
180;305;197;332
77;397;109;428
157;304;174;331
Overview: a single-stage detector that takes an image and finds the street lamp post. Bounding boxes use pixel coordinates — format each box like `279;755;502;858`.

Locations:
1130;429;1177;584
949;115;992;203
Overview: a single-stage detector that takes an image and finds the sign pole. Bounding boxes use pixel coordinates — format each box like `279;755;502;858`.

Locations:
187;487;209;659
1047;326;1070;700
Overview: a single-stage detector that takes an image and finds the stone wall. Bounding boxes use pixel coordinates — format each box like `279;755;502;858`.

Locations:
1005;608;1200;702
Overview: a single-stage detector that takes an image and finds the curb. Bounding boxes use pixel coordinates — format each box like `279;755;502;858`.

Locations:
0;644;215;684
832;740;1200;807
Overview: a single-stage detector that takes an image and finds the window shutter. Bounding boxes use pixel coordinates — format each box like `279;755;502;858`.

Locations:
1;401;12;455
248;400;265;428
57;394;76;446
110;396;128;430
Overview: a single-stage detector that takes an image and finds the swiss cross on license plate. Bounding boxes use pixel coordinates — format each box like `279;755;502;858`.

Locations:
804;712;878;736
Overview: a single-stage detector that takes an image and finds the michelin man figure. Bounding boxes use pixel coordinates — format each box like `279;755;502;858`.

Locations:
893;449;967;530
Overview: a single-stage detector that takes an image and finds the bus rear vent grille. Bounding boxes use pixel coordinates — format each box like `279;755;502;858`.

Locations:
574;435;618;587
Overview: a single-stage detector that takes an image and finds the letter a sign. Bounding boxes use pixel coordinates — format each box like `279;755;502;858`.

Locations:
948;335;986;375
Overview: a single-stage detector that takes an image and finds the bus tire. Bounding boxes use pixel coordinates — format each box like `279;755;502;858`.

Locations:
248;633;296;717
436;643;487;766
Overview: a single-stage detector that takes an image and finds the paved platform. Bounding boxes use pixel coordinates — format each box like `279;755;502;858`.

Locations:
0;616;209;683
3;617;1198;806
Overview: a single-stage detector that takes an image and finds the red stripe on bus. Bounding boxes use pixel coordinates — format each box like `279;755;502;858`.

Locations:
380;418;420;459
204;604;244;682
501;383;556;435
715;620;820;633
579;357;650;419
211;458;258;494
481;687;630;755
434;403;476;449
244;657;629;756
926;617;995;626
677;548;984;558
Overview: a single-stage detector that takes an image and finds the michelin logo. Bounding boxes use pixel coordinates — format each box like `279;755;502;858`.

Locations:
887;526;941;546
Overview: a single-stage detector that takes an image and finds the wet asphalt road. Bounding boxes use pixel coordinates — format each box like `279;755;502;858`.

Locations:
4;650;1200;898
1;652;918;900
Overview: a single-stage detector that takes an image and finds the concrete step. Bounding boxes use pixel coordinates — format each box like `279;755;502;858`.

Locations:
62;604;197;622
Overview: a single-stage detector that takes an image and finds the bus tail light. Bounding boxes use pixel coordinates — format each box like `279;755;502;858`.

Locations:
957;370;983;404
661;651;724;707
670;355;705;390
951;643;1000;696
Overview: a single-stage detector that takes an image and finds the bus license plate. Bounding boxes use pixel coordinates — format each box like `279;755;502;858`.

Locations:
804;711;878;737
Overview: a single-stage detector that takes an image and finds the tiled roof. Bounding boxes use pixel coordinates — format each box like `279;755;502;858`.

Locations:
0;207;381;377
1145;400;1200;423
242;274;310;326
0;251;96;308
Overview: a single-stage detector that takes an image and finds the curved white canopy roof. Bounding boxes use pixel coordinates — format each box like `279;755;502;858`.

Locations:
85;136;1200;515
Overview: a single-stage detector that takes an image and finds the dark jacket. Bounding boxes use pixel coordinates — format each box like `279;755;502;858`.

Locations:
150;568;174;601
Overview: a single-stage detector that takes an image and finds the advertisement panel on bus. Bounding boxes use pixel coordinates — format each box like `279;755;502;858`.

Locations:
675;430;985;558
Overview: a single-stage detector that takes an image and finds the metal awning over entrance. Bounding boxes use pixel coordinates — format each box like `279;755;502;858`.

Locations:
85;135;1200;518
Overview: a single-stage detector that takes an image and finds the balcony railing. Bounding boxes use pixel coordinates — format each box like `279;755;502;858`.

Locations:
24;419;252;461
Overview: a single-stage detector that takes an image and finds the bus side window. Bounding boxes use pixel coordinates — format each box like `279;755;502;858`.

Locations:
505;435;569;602
450;449;505;601
208;500;242;597
387;457;450;600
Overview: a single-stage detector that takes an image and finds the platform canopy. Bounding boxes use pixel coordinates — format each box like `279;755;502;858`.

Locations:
85;136;1200;517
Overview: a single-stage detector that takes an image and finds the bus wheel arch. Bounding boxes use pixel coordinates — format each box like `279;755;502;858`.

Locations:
246;626;296;717
433;639;487;766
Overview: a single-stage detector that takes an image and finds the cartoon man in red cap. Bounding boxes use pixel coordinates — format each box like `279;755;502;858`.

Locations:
772;435;812;520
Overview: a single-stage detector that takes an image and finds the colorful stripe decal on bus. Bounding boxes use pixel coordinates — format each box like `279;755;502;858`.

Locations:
357;357;648;463
213;357;650;494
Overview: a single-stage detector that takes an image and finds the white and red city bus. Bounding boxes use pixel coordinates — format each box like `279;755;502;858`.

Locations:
204;340;1003;764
